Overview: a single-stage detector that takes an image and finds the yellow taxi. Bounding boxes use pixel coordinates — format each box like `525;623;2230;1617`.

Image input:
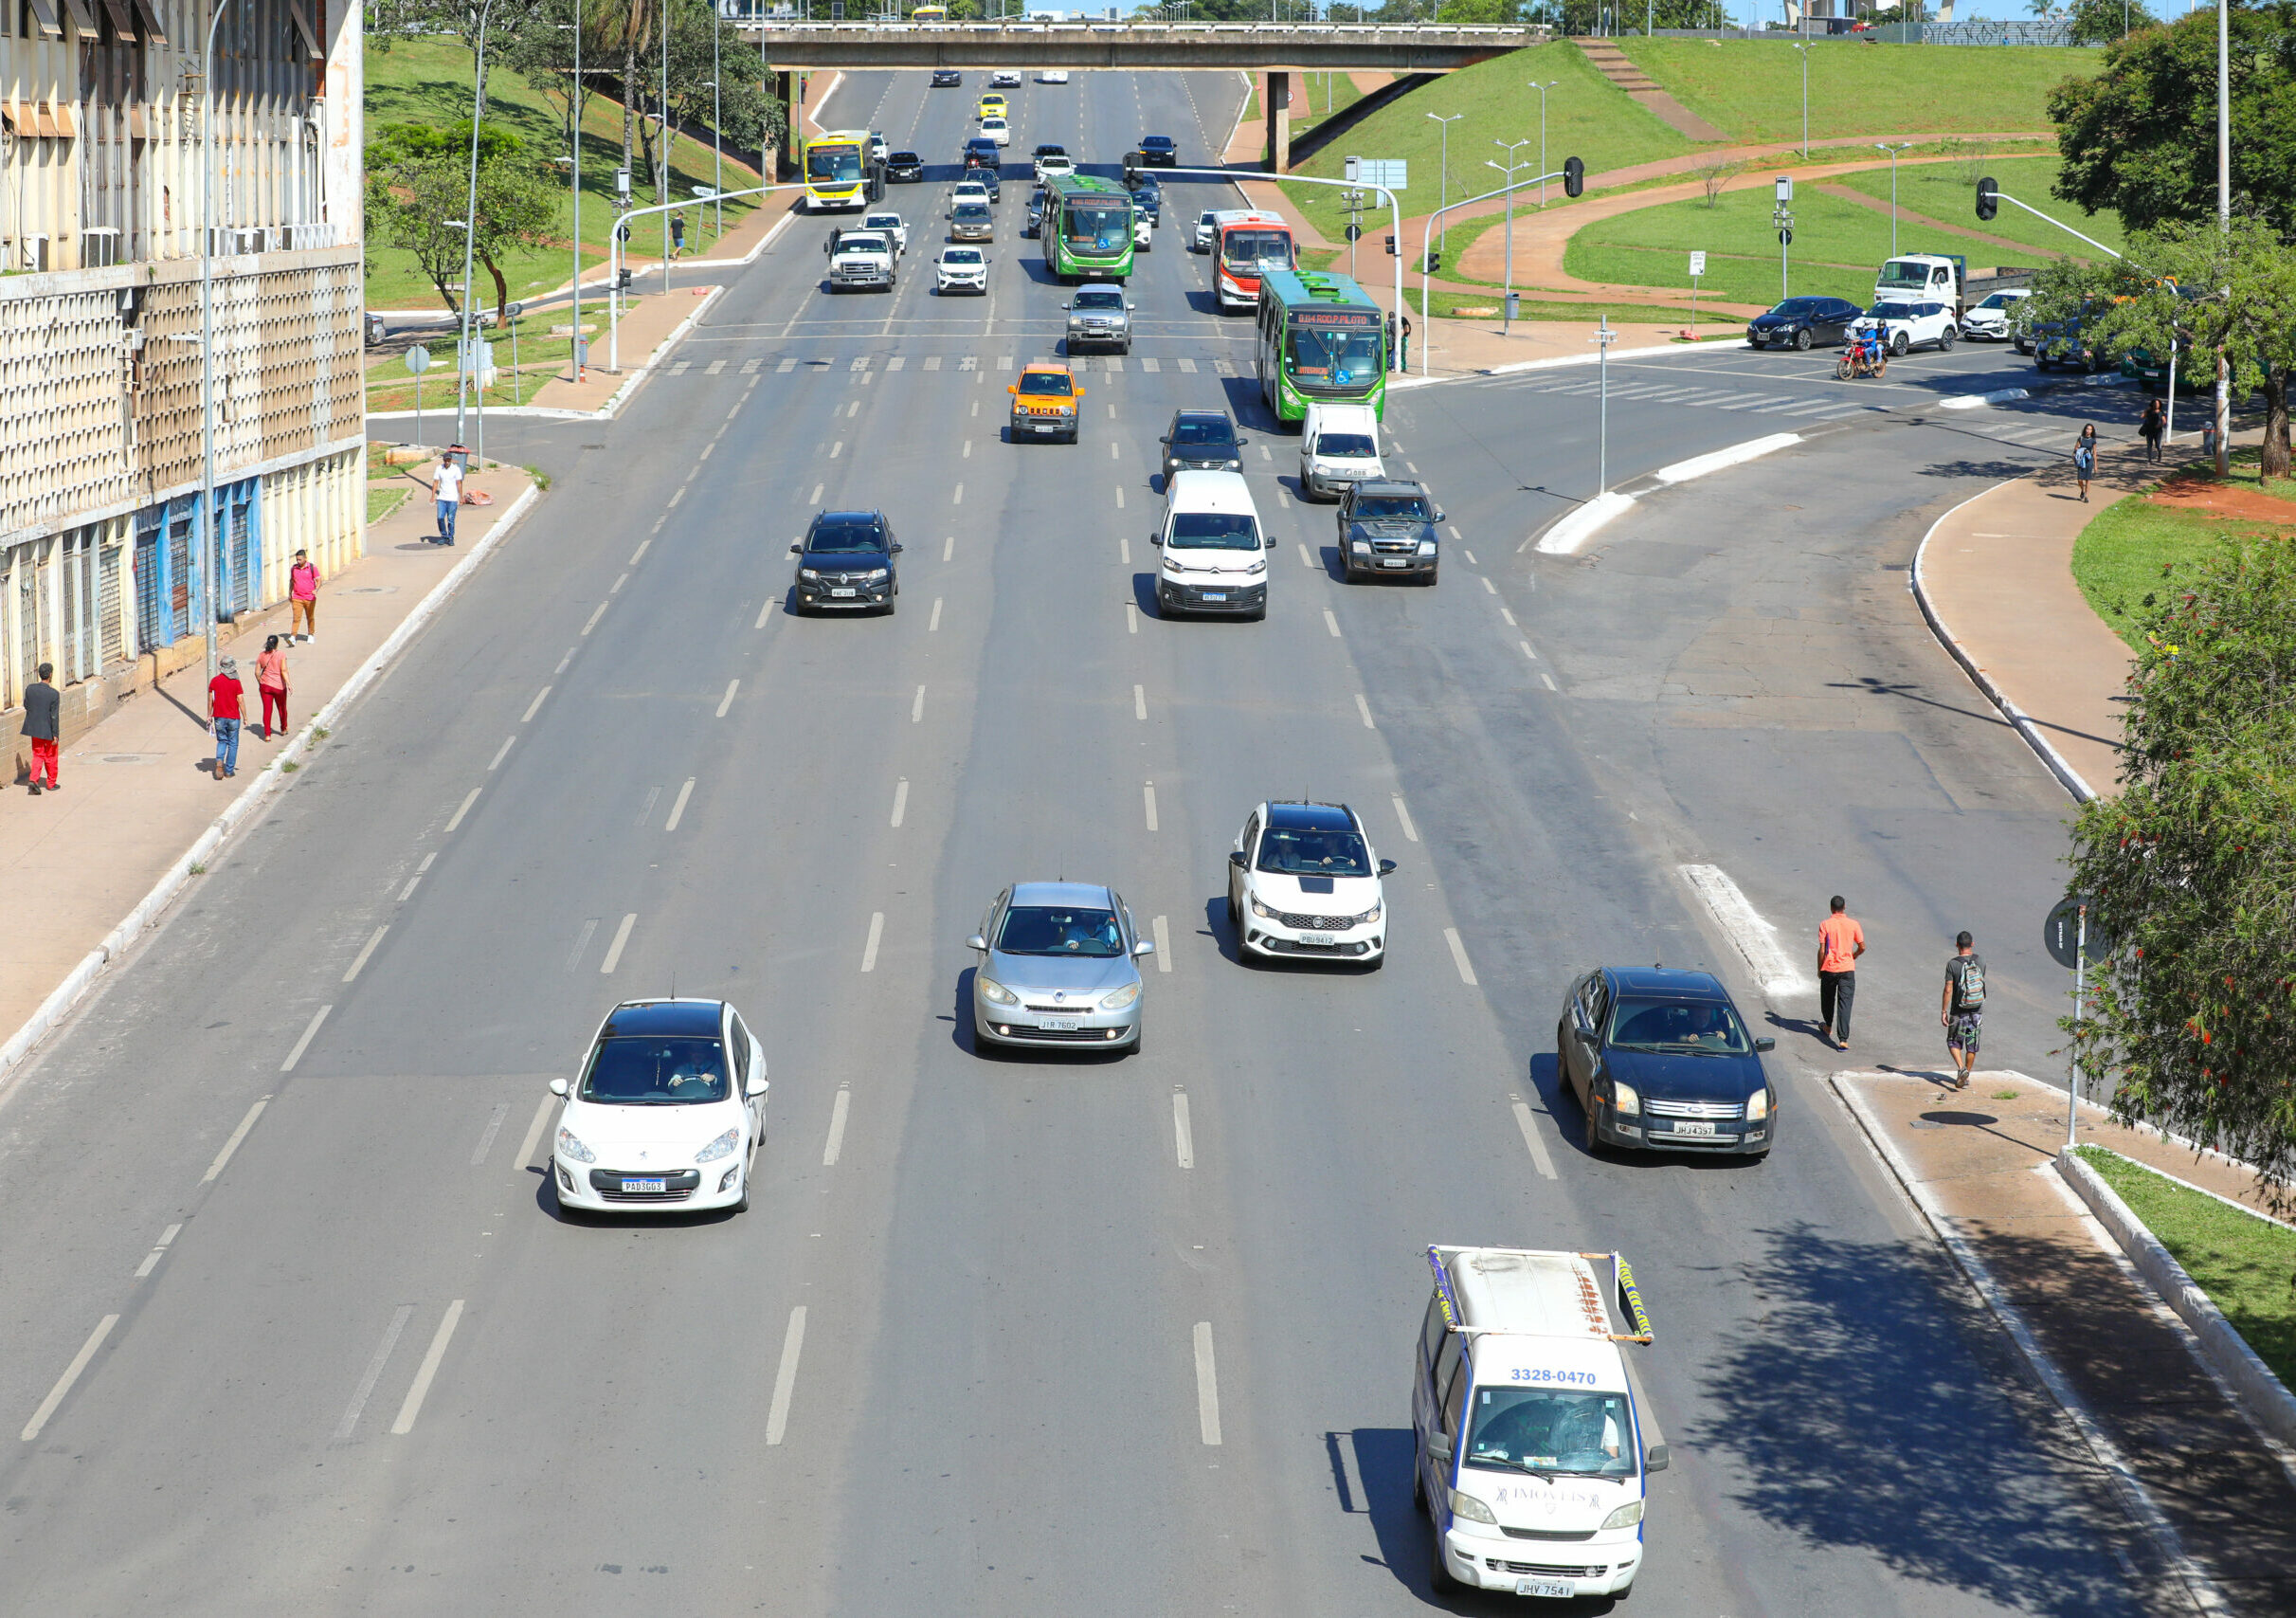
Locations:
1007;359;1084;445
977;93;1008;120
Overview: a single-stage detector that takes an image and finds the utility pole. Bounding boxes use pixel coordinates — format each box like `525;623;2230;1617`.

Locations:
2215;0;2230;475
1772;173;1794;302
1592;315;1616;494
454;0;501;452
712;0;724;240
1874;140;1911;257
1793;40;1809;159
196;0;244;691
1530;81;1558;207
1488;137;1532;334
1425;111;1461;264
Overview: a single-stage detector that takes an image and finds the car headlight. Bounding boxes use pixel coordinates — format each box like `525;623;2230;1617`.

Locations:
1746;1087;1770;1121
1417;540;1437;556
1243;559;1266;575
1611;1079;1641;1117
861;568;890;583
555;1126;596;1164
1250;894;1279;919
799;568;820;581
1353;901;1383;926
1100;982;1142;1011
1351;540;1370;553
695;1126;741;1164
979;976;1019;1006
1601;1500;1645;1530
1225;458;1241;470
1448;1489;1498;1525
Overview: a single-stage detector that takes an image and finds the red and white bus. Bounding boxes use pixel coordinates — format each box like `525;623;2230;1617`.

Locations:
1214;211;1296;313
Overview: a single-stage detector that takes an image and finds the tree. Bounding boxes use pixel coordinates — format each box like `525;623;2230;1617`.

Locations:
2049;3;2296;236
1697;153;1740;209
2063;536;2296;1210
365;122;559;324
2066;0;2155;45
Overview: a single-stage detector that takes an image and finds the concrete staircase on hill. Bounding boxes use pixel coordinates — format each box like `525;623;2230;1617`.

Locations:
1570;38;1728;142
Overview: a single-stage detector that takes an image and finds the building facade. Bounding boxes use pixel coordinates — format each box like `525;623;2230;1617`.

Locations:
0;0;363;739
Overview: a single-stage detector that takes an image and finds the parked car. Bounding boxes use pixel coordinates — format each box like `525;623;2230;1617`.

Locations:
1856;298;1958;355
1139;133;1178;167
1959;287;2030;341
1745;295;1862;351
884;150;925;183
1557;967;1778;1157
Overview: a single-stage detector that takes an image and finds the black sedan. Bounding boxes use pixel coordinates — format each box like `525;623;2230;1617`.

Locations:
1557;967;1776;1157
931;68;962;87
788;510;902;615
1160;409;1244;478
1139;134;1178;167
1745;296;1862;351
1129;176;1163;225
884;150;925;183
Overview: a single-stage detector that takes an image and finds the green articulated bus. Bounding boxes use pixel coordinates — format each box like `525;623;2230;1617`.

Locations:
1255;268;1388;425
1041;173;1134;283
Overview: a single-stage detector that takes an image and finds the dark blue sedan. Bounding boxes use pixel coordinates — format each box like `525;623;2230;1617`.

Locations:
1557;967;1776;1157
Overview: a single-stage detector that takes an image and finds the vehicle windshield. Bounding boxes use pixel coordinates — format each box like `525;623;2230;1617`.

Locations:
995;904;1124;956
1063;202;1130;250
892;152;919;165
943;248;983;264
1768;298;1822;316
955;204;990;220
1876;258;1934;290
1171;417;1234;446
1020;371;1074;396
1286;322;1384;390
1256;825;1369;875
1036;145;1065;157
1168;511;1260;550
1222;228;1293;270
1606;996;1752;1054
807;145;863;184
1317;432;1377;459
1075;289;1124;309
866;216;899;230
1977;293;2016;310
1465;1387;1636;1481
808;521;889;554
579;1036;730;1104
1352;494;1430;520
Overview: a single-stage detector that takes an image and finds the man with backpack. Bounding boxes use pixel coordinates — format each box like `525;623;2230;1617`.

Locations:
1941;930;1986;1089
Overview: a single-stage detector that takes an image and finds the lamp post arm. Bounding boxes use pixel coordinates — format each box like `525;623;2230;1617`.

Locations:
1990;189;2128;264
606;181;810;373
1419;167;1567;375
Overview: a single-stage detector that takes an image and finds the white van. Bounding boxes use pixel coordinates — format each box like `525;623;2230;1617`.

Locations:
1414;1245;1666;1602
1152;469;1269;620
1299;401;1383;501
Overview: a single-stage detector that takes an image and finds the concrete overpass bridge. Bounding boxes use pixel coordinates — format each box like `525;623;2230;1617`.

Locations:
737;20;1542;173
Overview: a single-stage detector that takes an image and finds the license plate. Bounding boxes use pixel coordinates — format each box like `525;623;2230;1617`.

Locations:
1672;1120;1717;1136
1040;1019;1079;1032
1299;932;1334;946
1202;591;1226;602
829;587;856;598
621;1177;667;1192
1518;1579;1574;1599
1381;558;1409;567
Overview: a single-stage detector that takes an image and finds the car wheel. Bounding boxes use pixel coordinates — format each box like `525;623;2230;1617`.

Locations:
1745;338;1762;349
1891;332;1909;356
1421;568;1438;588
731;1181;750;1214
1226;885;1240;929
1792;327;1811;352
1940;325;1957;351
1429;1529;1460;1595
2034;354;2052;371
1413;1461;1429;1515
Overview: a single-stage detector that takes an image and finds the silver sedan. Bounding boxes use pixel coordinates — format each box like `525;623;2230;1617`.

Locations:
968;882;1152;1055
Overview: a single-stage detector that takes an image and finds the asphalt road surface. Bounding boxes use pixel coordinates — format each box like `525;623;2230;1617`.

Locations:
0;68;2178;1618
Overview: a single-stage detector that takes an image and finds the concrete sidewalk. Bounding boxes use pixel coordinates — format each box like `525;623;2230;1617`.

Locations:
1837;1068;2296;1613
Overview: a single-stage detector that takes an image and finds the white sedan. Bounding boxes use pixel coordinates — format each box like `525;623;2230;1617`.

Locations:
1857;298;1959;355
936;245;988;294
548;997;768;1215
861;210;909;253
1040;68;1070;83
980;116;1012;147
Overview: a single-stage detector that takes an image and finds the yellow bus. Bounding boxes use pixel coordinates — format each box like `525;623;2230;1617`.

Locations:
803;129;869;212
911;4;949;18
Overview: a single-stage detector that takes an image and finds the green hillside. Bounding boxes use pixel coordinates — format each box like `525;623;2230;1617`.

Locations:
1831;153;2128;263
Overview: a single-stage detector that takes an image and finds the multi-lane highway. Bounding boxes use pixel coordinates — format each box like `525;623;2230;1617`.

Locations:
0;65;2172;1618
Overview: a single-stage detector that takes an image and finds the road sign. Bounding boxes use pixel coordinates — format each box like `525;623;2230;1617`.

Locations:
1778;227;1793;246
1347;157;1406;191
405;345;431;376
2044;897;2112;969
457;338;495;378
1689;250;1706;277
1775;174;1794;203
1345;223;1362;242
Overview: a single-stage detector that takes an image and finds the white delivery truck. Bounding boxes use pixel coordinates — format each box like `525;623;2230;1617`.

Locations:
1299;400;1384;500
1874;252;1966;314
1413;1245;1666;1602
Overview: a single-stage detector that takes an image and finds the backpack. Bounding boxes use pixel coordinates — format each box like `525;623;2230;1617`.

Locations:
1954;955;1987;1010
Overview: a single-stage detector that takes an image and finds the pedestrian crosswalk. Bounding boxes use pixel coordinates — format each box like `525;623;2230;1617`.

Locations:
660;352;1240;379
1491;372;1886;424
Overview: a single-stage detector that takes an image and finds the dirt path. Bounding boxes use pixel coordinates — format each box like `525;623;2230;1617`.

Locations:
1814;181;2074;261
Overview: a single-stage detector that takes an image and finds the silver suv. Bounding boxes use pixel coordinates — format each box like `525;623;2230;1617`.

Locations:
1065;283;1133;355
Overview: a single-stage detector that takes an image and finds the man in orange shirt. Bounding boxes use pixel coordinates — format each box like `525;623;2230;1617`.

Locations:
1816;894;1865;1052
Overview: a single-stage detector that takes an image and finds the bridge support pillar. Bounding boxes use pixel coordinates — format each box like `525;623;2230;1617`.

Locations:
779;69;803;183
1262;70;1292;173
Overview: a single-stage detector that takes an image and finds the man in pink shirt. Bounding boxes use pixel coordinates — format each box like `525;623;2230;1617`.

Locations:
288;549;318;643
1816;895;1865;1052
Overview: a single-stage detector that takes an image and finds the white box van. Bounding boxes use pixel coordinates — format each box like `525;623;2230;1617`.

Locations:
1413;1245;1666;1602
1299;401;1383;501
1152;469;1269;620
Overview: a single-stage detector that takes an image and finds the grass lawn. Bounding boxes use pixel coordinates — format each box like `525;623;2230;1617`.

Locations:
362;303;629;412
2068;472;2287;653
1405;288;1705;324
368;485;412;524
1616;38;2104;144
365;38;763;313
1832;153;2127;264
1278;43;1691;246
2076;1145;2296;1390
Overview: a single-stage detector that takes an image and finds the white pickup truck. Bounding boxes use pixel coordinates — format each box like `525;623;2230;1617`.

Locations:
824;228;895;293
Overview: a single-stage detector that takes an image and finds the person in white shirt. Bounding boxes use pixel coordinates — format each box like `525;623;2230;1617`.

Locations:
431;447;466;545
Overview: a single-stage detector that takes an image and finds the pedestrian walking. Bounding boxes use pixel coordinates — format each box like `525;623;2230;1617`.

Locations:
1816;894;1865;1052
288;548;319;642
208;656;244;779
431;445;466;546
20;661;59;794
2073;423;2099;502
2139;397;2166;464
1941;930;1988;1090
670;211;687;257
256;634;290;740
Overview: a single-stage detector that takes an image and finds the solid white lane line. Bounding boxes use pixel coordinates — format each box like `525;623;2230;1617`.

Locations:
1482;575;1496;594
1541;670;1558;691
913;684;927;723
942;534;955;561
281;1007;331;1072
1324;609;1342;639
515;1096;553;1171
599;913;637;974
444;788;481;833
134;1222;184;1279
334;1304;415;1443
522;686;551;722
665;777;696;831
581;602;607;636
565;918;598;972
716;678;740;718
629;538;650;565
22;1315;118;1443
1511;1100;1560;1181
203;1097;270;1183
610;571;629;594
766;1305;807;1446
860;912;884;973
1172;1090;1195;1169
1391;795;1419;843
1444;928;1479;987
930;598;943;632
1126;603;1139;635
1143;782;1159;832
1678;864;1813;996
890;778;909;827
1356;693;1376;729
389;1300;464;1436
1134;684;1148;720
342;925;389;983
823;1087;851;1167
469;1102;509;1166
754;598;773;629
1194;1322;1222;1445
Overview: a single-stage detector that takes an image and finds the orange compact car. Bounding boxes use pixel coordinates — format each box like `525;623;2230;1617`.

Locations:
1007;359;1084;445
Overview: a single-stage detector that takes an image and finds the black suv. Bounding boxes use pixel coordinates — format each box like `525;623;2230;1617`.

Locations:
789;510;902;615
1129;176;1163;226
884;150;924;183
1337;480;1442;584
931;68;962;87
1139;134;1177;167
1160;409;1245;478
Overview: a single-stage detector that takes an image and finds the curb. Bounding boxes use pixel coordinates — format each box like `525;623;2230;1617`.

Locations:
1533;489;1635;555
1941;386;2031;410
1654;431;1800;484
1907;479;2098;803
2057;1146;2296;1454
1829;1076;2226;1617
0;482;544;1086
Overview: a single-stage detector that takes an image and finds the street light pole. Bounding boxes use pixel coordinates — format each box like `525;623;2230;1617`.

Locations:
1793;41;1808;159
711;0;723;240
1530;81;1558;207
1488;137;1531;334
1425;111;1461;264
197;0;243;689
453;0;501;448
2215;0;2230;475
565;4;584;382
1874;140;1911;257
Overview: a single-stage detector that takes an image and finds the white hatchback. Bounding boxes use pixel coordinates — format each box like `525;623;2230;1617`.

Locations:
1857;298;1959;355
861;210;908;252
981;116;1012;147
1960;287;2031;340
1040;67;1070;83
548;998;768;1215
1227;800;1394;966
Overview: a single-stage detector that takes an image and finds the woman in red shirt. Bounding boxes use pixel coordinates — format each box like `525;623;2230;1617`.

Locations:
255;635;291;740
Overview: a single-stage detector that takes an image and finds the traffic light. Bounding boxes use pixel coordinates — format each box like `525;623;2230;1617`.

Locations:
1976;176;1998;222
1563;155;1584;199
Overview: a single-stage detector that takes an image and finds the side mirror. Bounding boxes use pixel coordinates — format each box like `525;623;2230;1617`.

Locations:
788;541;803;554
1159;435;1170;445
1008;384;1019;394
1644;1444;1670;1473
891;541;904;554
745;1076;770;1099
1755;1037;1777;1052
967;934;989;951
1427;1433;1454;1463
1076;387;1086;398
1133;939;1156;957
548;1078;569;1097
1236;436;1249;446
1149;532;1163;546
1229;849;1247;868
1434;510;1446;522
1379;859;1398;876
